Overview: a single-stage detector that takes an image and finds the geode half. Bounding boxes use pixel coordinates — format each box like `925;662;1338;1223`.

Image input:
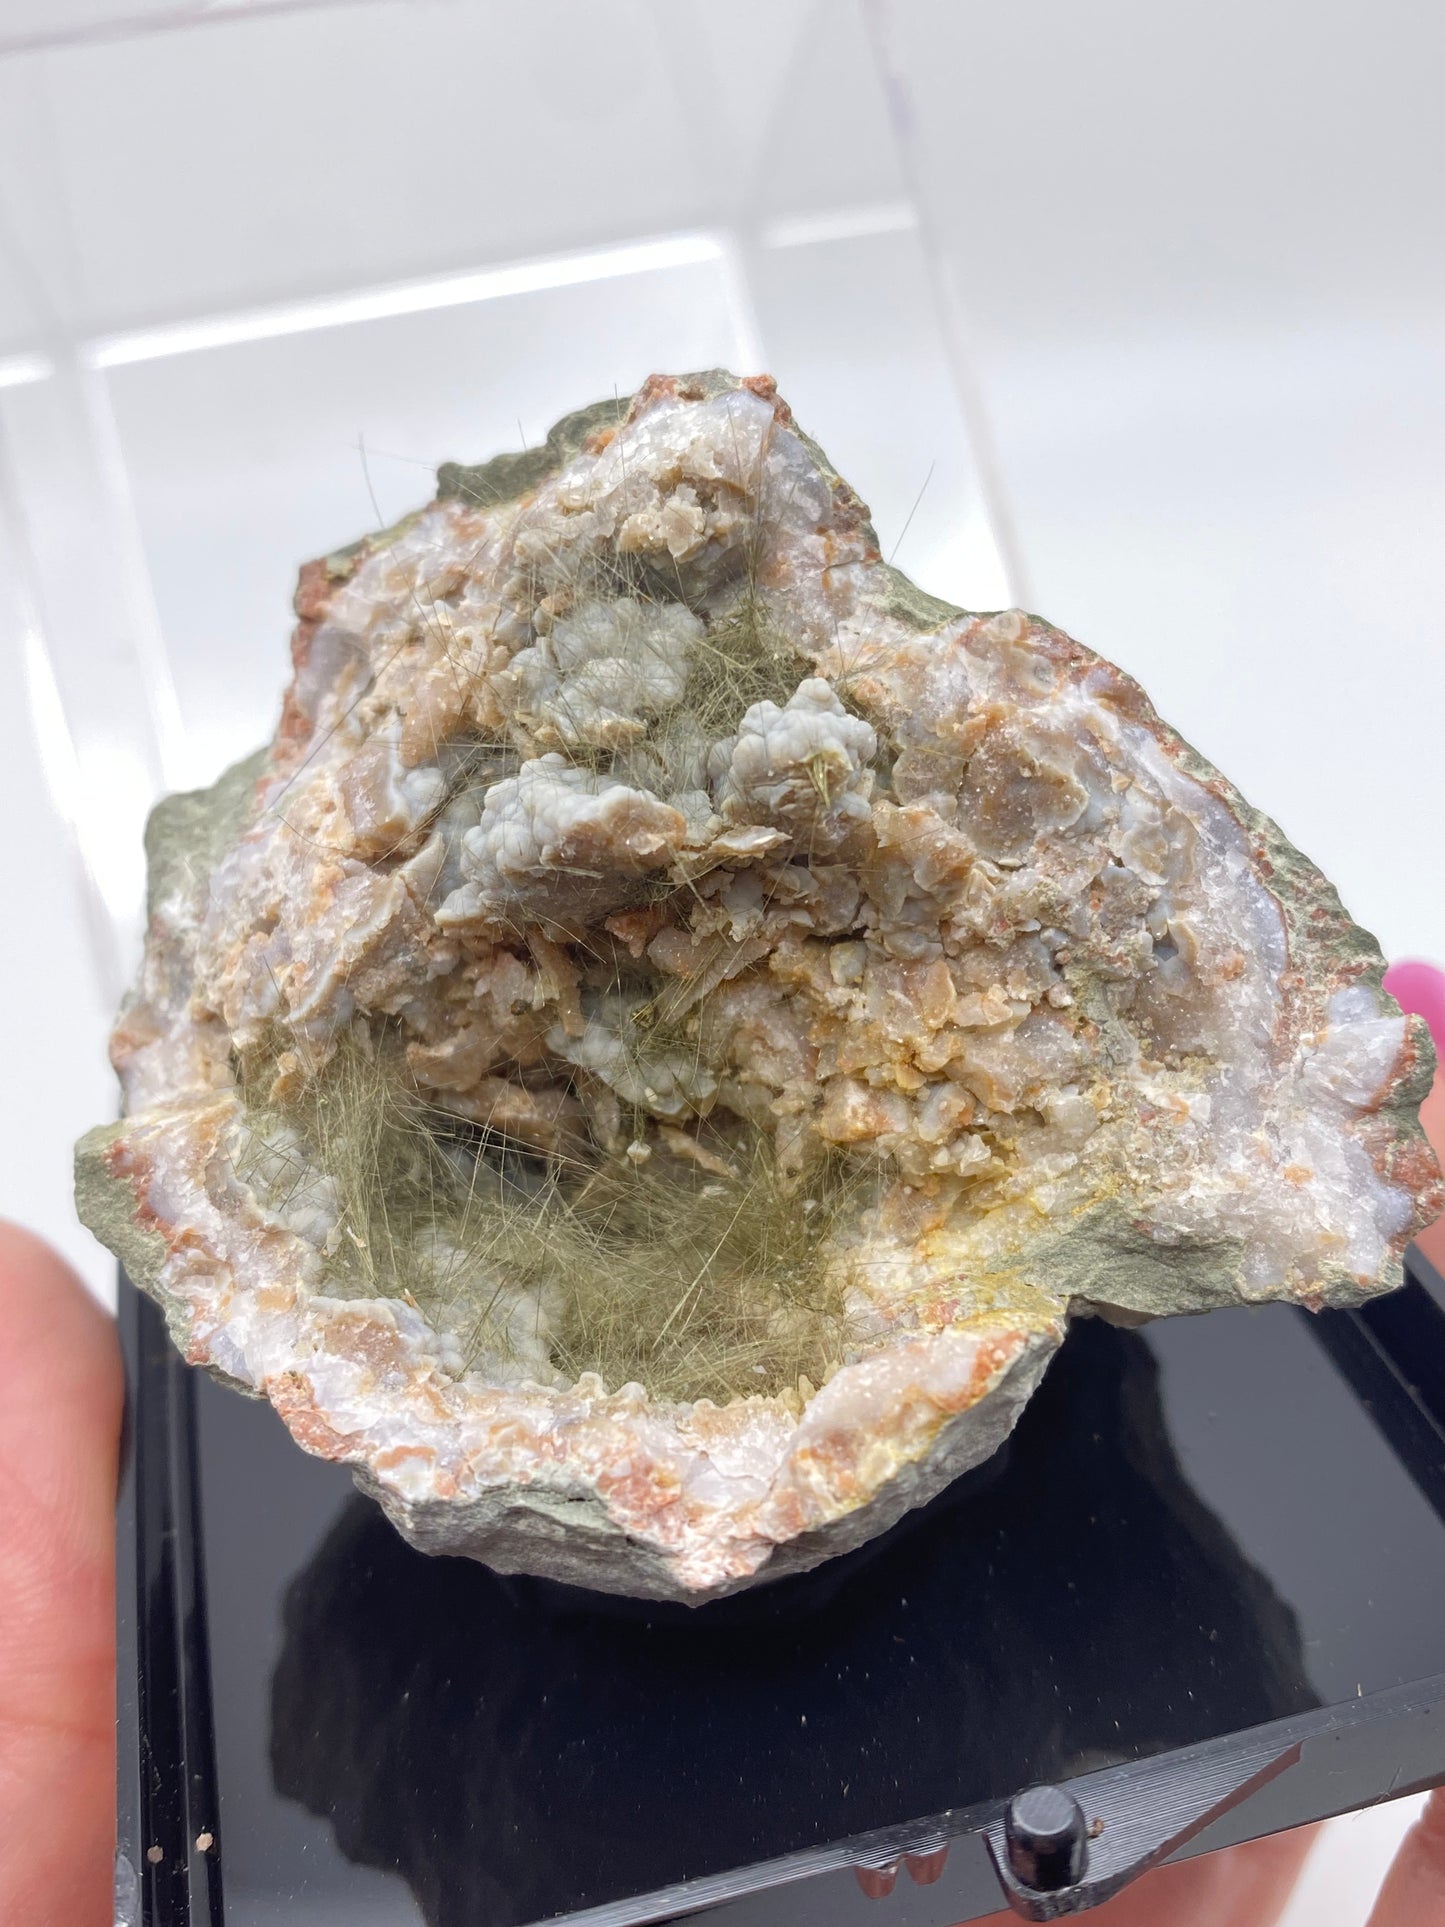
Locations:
77;371;1441;1601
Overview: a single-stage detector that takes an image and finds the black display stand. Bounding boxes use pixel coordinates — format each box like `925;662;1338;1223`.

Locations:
115;1246;1445;1926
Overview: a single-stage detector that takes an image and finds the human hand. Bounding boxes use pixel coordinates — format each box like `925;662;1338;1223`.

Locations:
0;1223;121;1926
1384;958;1445;1274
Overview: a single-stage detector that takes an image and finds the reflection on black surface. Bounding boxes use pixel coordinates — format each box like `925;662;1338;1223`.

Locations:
270;1322;1317;1927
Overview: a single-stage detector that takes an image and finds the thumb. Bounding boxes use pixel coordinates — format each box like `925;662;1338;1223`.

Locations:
0;1224;122;1927
1366;1791;1445;1927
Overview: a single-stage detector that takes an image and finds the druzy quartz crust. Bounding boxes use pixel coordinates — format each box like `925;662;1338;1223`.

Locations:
77;371;1441;1600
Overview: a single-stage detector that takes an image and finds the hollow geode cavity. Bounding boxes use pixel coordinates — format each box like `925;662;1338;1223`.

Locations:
77;370;1441;1601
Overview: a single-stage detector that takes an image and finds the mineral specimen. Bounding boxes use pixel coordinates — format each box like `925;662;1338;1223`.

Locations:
77;371;1441;1601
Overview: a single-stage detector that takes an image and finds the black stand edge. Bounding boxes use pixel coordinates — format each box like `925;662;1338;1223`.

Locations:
116;1275;225;1927
114;1251;1445;1927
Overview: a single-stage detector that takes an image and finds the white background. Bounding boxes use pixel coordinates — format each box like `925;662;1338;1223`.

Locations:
0;3;1439;1919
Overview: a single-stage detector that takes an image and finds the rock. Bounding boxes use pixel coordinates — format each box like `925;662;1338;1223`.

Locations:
76;370;1441;1602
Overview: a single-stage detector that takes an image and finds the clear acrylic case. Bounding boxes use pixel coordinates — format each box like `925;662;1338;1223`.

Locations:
3;6;1441;1923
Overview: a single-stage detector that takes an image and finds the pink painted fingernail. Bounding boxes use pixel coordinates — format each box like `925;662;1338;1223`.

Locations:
1384;959;1445;1058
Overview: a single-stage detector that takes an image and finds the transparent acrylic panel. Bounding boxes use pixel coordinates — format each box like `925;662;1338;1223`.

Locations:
870;0;1445;967
0;0;1010;1011
101;256;755;786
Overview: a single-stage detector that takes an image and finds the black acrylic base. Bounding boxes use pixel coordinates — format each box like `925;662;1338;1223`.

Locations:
116;1246;1445;1926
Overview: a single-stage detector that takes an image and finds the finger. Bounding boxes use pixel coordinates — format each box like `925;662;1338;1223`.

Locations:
1423;1059;1445;1178
1366;1790;1445;1927
974;1822;1320;1927
1384;957;1444;1267
0;1223;122;1927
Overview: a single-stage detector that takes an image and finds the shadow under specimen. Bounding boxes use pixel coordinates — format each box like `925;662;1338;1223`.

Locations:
269;1319;1318;1927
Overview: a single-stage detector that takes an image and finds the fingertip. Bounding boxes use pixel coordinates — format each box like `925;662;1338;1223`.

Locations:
0;1218;121;1401
0;1214;113;1316
0;1217;87;1275
1367;1791;1445;1927
1413;1787;1445;1865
